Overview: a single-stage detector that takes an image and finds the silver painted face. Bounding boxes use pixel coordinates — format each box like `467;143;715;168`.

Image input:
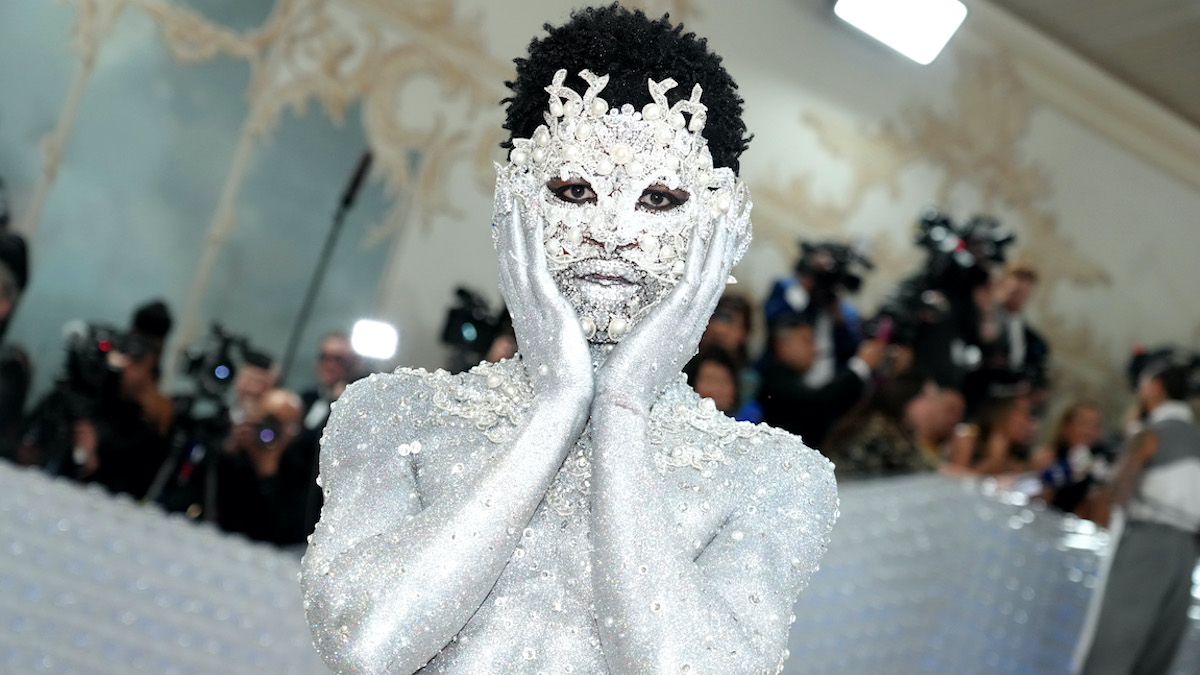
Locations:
539;167;700;342
501;69;747;342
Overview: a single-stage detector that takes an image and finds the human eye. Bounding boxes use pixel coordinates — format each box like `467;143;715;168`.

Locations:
637;185;689;212
547;179;597;205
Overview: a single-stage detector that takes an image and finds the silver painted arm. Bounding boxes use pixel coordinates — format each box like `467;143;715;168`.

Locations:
590;406;837;674
302;176;594;674
301;375;589;674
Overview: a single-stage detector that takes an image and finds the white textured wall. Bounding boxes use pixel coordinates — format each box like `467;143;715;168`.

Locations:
2;0;1198;407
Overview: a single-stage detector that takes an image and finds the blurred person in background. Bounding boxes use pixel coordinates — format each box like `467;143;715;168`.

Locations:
0;178;32;458
879;211;1014;400
914;387;965;461
216;387;310;546
121;300;174;435
300;331;361;434
683;346;741;418
0;176;29;341
759;313;883;446
1031;399;1111;517
823;369;943;478
484;309;517;363
700;293;758;408
763;241;868;388
979;260;1049;384
230;352;279;424
968;259;1050;412
948;391;1037;475
17;300;173;498
150;347;279;520
72;301;174;496
701;293;752;367
295;332;362;543
1083;363;1200;675
0;262;31;458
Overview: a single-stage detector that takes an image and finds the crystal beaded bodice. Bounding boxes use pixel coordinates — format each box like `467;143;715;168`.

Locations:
304;357;837;673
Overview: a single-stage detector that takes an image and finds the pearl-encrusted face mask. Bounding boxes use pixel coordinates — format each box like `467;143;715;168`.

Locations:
496;69;751;343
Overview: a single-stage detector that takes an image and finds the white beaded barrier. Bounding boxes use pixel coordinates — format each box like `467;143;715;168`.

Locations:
0;462;325;674
787;474;1200;675
1;464;1196;674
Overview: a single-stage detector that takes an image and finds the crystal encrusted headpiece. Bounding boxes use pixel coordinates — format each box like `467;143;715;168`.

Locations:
506;68;732;200
493;68;751;343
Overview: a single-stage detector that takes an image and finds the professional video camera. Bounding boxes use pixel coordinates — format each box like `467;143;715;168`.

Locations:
875;208;1017;342
19;321;125;474
872;208;1017;389
795;240;874;305
440;287;506;373
911;208;1015;284
181;323;256;401
147;323;271;516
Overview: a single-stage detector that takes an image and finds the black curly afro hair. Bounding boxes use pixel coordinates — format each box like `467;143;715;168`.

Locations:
502;4;751;175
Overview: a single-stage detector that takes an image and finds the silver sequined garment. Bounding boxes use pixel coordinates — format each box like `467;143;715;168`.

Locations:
302;357;837;673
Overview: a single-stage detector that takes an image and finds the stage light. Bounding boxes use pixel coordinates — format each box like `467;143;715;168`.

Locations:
351;319;399;360
833;0;967;65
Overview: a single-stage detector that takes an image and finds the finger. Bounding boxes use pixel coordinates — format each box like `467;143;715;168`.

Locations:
520;200;558;301
690;216;735;324
496;217;527;311
682;218;712;289
507;190;530;270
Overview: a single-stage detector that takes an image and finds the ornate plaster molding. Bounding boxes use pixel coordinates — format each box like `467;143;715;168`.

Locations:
964;0;1200;192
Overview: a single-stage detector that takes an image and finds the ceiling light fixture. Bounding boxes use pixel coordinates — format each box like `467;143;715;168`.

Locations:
833;0;968;65
351;319;399;360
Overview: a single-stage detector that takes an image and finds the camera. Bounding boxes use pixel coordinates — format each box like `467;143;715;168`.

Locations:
878;208;1018;342
181;323;270;401
61;321;124;400
19;321;125;474
794;241;873;304
914;208;1016;279
148;323;270;513
440;287;505;372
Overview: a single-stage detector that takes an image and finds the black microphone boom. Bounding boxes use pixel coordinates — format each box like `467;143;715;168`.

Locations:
279;151;373;382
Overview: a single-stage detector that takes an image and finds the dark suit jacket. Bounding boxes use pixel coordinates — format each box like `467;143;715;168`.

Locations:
758;358;866;448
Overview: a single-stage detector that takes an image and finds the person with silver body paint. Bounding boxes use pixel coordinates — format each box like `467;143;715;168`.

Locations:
301;7;838;673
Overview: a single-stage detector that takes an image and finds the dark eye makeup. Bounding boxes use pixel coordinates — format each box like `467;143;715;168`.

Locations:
549;180;598;204
547;179;690;212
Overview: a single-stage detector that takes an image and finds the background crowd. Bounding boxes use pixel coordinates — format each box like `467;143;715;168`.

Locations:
0;197;1196;556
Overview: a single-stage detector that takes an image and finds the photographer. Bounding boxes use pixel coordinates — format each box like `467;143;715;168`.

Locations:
150;325;277;523
0;263;31;458
0;178;32;457
879;210;1014;396
18;301;174;498
763;241;870;388
976;259;1049;392
215;388;311;546
299;331;361;433
759;312;885;446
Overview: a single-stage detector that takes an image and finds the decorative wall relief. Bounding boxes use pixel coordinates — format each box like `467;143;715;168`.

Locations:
751;49;1122;409
38;0;513;373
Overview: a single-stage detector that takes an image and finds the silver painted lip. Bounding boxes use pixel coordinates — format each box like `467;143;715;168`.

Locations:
573;259;639;284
